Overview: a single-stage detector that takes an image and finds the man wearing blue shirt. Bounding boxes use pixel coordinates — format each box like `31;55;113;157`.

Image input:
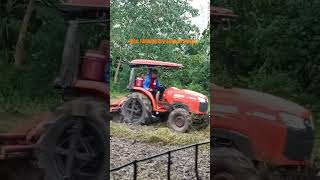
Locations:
105;64;109;83
143;69;165;100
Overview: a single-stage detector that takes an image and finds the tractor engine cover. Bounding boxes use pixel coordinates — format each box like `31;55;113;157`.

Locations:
163;87;208;114
81;50;107;81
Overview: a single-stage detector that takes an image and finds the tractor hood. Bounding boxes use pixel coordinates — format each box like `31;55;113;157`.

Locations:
180;89;207;99
212;84;311;118
165;87;207;101
164;87;208;114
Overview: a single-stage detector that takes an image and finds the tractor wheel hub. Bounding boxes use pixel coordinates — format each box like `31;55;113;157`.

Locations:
175;116;185;127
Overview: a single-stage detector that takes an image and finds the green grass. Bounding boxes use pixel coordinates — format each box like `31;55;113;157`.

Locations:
0;112;32;133
0;96;60;133
0;91;60;113
110;89;128;101
110;121;209;145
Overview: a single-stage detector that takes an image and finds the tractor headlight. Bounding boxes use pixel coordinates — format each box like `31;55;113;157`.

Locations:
280;113;306;130
197;97;206;103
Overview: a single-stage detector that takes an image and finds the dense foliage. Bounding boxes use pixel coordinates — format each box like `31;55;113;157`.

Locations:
212;0;320;119
0;1;66;113
0;0;106;113
110;0;210;97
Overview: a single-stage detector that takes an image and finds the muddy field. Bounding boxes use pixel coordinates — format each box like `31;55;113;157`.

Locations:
110;137;210;180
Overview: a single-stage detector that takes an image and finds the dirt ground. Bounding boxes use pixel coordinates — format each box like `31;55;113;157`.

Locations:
110;137;210;180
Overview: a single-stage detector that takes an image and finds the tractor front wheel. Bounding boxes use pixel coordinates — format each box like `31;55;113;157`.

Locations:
121;92;152;124
167;108;191;133
212;147;260;180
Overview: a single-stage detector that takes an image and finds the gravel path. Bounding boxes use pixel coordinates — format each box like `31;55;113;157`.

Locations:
110;137;210;180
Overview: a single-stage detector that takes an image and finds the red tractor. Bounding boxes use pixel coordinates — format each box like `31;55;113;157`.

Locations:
211;6;318;180
0;1;109;180
111;59;209;132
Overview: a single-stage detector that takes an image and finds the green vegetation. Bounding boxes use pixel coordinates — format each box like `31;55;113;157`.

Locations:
110;90;128;101
212;0;320;118
0;1;65;113
0;112;30;133
212;0;320;155
110;0;210;96
111;122;209;145
0;1;107;114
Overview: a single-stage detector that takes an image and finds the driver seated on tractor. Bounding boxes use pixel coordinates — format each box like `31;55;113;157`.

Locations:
143;69;165;103
139;73;145;80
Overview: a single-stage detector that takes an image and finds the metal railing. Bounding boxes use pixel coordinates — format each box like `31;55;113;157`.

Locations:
110;141;210;180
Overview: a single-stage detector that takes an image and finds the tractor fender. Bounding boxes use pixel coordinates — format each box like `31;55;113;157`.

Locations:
171;103;189;111
132;87;157;110
73;80;109;102
212;128;254;159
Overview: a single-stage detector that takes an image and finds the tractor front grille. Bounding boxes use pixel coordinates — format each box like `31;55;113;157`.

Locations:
199;101;208;112
284;127;314;161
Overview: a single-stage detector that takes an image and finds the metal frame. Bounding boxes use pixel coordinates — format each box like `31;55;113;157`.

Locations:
110;141;209;180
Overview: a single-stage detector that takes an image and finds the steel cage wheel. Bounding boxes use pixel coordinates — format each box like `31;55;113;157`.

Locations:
38;98;108;180
121;92;152;124
122;98;144;121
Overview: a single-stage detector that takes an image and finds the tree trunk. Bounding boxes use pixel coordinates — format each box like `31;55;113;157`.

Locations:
14;0;35;67
114;60;121;83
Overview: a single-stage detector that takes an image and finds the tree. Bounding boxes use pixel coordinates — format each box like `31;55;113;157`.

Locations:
14;0;36;66
110;0;209;94
212;0;320;117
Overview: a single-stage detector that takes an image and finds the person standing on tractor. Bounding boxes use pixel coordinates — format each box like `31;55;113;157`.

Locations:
143;69;165;102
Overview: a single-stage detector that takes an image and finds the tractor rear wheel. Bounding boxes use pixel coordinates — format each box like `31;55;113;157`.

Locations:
37;97;108;180
167;108;191;133
212;147;260;180
121;92;152;124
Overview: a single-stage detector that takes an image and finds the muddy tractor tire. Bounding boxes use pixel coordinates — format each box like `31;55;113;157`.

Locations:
190;114;209;131
212;147;260;180
37;97;108;180
121;92;152;124
167;108;191;133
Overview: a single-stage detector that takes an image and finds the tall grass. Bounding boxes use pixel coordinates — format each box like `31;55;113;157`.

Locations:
110;122;209;145
0;61;60;114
